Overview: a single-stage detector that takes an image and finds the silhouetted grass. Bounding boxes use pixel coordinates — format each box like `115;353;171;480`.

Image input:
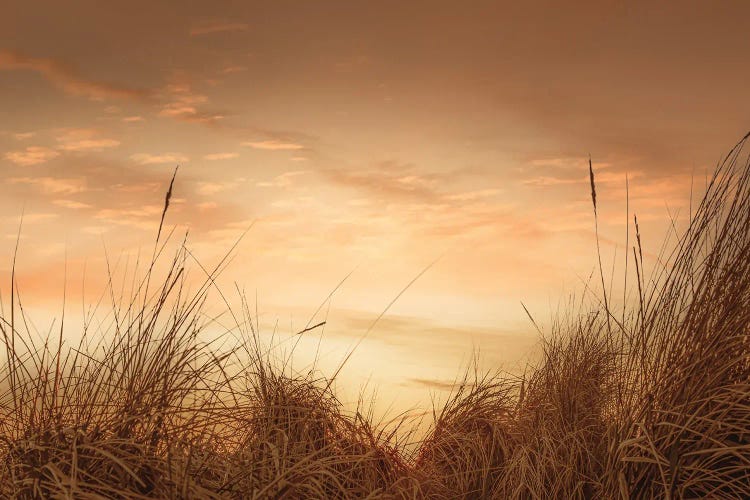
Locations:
1;133;749;498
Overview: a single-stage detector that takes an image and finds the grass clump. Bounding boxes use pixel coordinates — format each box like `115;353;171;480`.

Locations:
1;133;750;498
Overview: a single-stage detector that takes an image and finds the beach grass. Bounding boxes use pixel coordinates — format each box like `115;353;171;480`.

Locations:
1;134;749;498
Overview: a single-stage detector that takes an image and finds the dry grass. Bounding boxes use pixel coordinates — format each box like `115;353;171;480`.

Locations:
1;133;749;498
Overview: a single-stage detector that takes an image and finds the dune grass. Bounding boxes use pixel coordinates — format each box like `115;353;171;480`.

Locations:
1;134;749;498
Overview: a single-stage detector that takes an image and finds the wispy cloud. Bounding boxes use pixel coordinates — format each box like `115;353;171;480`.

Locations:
445;188;503;201
13;132;36;141
53;199;92;209
4;146;60;166
523;170;640;187
7;176;86;194
527;156;611;169
130;153;189;165
158;82;224;124
93;205;165;231
409;378;462;391
520;155;634;188
197;201;218;210
243;140;304;151
56;128;120;152
321;161;440;203
203;152;239;161
1;156;251;246
222;65;248;74
189;21;249;36
522;176;582;187
314;161;543;241
0;49;149;101
122;116;144;123
2;213;59;224
5;131;119;166
256;171;306;188
195;179;243;195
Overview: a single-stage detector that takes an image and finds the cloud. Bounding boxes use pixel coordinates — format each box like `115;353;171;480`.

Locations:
518;155;640;189
95;205;163;219
1;155;251;245
7;176;86;194
91;205;167;231
3;213;59;224
197;201;218;210
0;51;226;126
195;179;242;195
195;182;227;196
321;162;440;203
0;49;149;101
313;161;547;242
53;199;92;209
56;128;120;152
158;82;224;124
256;171;306;188
189;22;249;36
522;169;641;188
1;51;313;149
527;157;611;170
222;65;248;74
111;182;162;193
331;311;540;367
131;153;189;165
203;152;239;161
243;140;304;151
4;146;60;166
409;378;463;391
522;176;582;187
5;131;119;167
13;132;35;140
445;188;503;201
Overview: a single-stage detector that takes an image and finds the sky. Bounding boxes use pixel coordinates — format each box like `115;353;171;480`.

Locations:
2;1;750;415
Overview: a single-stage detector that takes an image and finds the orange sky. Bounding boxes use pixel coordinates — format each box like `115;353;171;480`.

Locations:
2;1;750;414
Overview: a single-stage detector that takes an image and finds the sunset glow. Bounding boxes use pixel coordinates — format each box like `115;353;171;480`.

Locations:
2;1;750;413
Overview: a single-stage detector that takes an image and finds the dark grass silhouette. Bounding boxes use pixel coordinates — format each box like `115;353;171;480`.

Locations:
1;133;749;498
